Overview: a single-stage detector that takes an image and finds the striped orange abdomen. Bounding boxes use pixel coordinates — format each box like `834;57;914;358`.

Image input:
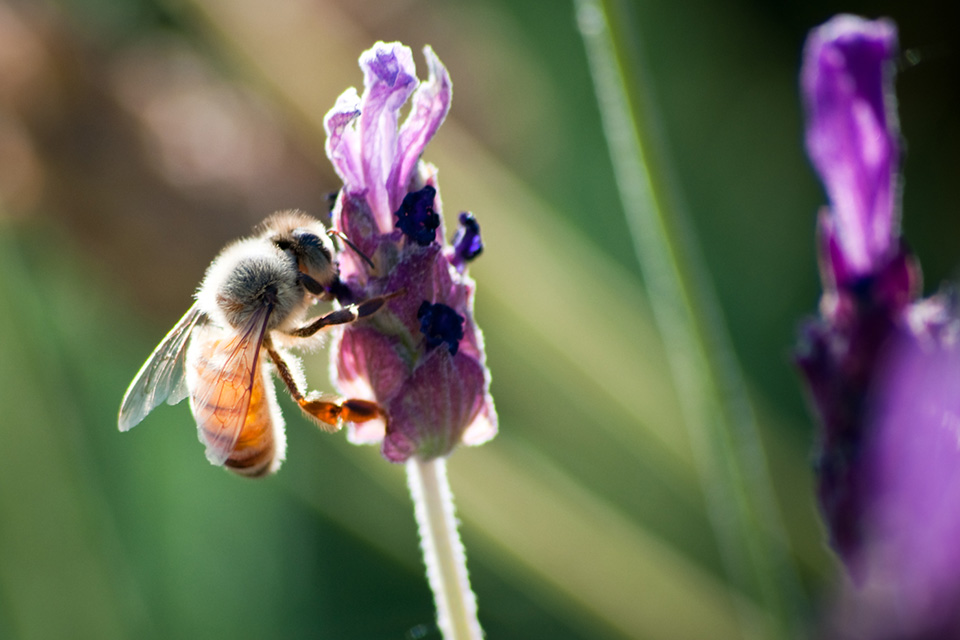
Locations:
188;325;285;477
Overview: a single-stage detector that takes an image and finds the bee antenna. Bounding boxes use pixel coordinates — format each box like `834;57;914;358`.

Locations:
328;229;375;270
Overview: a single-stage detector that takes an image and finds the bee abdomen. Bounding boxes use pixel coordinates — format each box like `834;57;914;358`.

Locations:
225;444;276;478
189;330;285;477
224;361;279;478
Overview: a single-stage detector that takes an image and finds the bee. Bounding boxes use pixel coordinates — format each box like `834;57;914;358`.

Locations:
118;211;395;477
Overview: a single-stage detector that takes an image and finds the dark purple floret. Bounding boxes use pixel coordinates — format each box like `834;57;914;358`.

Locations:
451;212;483;270
395;186;440;246
417;301;464;355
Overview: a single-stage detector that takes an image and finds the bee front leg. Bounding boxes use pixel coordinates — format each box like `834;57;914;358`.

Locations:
265;342;384;432
286;289;404;338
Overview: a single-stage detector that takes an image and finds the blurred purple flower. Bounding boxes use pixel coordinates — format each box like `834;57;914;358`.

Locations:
798;17;960;637
795;15;919;573
323;42;497;462
825;324;960;639
853;333;960;638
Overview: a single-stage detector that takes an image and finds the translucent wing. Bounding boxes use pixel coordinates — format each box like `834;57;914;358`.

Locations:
118;303;203;432
188;306;272;466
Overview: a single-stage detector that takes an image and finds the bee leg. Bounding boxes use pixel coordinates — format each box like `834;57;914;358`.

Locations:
265;342;385;432
286;289;404;338
298;272;330;298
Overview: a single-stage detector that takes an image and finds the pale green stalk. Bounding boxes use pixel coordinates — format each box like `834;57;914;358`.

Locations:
575;1;802;638
406;457;483;640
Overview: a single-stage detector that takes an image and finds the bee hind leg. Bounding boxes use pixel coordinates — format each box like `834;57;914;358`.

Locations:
265;342;384;433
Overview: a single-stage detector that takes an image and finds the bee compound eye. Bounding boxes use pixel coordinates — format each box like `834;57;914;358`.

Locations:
292;228;333;264
291;228;318;243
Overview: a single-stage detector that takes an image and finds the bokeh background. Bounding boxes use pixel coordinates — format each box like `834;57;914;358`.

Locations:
0;0;958;638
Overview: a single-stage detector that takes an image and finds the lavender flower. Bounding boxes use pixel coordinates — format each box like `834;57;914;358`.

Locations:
797;15;960;602
795;15;918;574
323;42;497;462
796;19;960;638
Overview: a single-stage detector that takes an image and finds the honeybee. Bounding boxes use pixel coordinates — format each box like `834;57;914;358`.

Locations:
118;211;395;477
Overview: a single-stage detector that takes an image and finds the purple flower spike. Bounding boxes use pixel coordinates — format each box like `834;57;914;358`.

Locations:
799;19;960;630
324;43;496;463
802;15;900;282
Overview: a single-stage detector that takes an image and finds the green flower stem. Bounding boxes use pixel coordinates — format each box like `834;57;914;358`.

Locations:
406;457;482;640
575;1;801;638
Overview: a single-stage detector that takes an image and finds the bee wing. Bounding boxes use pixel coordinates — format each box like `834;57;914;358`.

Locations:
118;303;204;432
190;305;272;467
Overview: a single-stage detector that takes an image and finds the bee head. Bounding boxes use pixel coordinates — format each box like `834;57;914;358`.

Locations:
260;211;339;293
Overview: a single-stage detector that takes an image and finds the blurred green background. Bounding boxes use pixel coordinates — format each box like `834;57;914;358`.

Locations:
0;0;958;638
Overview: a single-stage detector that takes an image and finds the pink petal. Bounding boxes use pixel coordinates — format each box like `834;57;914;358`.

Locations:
802;15;900;277
324;88;363;189
386;46;452;214
358;42;418;229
